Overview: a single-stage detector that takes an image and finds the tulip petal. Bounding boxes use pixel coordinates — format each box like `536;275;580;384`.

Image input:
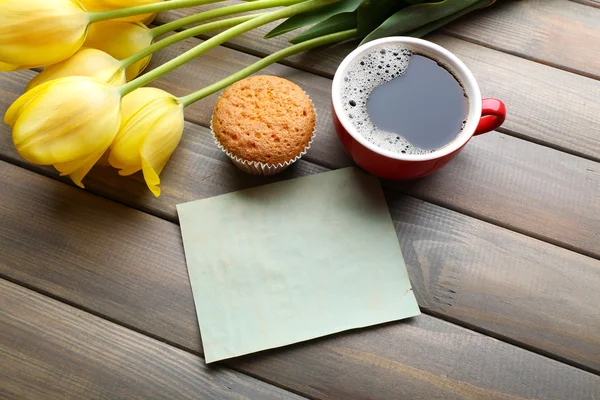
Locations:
79;0;163;23
141;13;157;25
0;61;22;72
117;166;142;177
4;80;56;127
140;105;184;197
125;54;152;82
109;97;166;172
12;77;121;166
119;87;169;127
26;48;125;91
55;150;105;188
84;20;153;81
0;0;89;66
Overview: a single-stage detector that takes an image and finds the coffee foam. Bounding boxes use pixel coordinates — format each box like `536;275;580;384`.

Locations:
341;44;433;155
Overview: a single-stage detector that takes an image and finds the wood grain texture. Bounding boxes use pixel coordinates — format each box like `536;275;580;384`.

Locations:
1;154;600;376
389;196;600;371
155;3;600;160
0;279;306;400
2;168;599;400
156;0;600;81
571;0;600;8
444;0;600;79
143;39;600;257
2;61;599;258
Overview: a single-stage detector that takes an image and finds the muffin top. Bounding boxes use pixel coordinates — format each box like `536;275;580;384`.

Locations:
212;76;316;165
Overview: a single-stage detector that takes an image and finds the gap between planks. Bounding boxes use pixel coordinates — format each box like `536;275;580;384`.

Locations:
190;23;600;85
493;125;600;165
0;278;311;400
3;255;598;378
1;159;600;400
1;122;598;264
2;66;599;259
213;38;600;163
155;0;600;83
196;34;600;164
441;29;600;84
146;28;600;165
570;0;600;8
151;0;600;163
1;154;599;376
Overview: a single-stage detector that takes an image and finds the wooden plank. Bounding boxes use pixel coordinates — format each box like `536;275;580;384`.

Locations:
571;0;600;8
2;54;599;258
445;0;600;79
158;0;600;80
0;279;306;400
430;33;600;160
1;152;600;376
388;196;600;371
141;39;600;256
1;167;599;399
153;11;600;161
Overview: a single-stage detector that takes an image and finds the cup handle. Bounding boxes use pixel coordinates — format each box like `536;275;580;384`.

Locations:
474;98;506;136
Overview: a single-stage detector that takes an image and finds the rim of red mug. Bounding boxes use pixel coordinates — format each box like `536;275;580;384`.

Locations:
331;36;483;162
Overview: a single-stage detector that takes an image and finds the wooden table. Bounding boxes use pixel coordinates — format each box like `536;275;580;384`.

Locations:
1;1;600;398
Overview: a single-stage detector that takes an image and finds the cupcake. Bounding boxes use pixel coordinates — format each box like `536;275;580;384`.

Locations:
211;75;316;175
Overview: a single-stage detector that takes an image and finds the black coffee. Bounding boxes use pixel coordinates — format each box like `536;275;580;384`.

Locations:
341;45;469;154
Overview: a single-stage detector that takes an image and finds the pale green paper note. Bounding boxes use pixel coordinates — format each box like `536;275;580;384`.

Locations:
177;167;420;363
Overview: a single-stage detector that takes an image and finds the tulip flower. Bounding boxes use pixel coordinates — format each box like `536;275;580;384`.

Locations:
26;48;126;91
109;88;184;197
141;13;158;25
26;14;263;90
0;62;23;72
81;0;301;82
0;0;89;67
5;77;122;188
0;0;237;68
84;21;153;81
78;0;164;23
3;0;337;195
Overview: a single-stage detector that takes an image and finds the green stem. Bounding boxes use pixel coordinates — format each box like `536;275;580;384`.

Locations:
121;14;264;68
150;0;302;38
179;29;357;106
117;0;339;96
88;0;226;23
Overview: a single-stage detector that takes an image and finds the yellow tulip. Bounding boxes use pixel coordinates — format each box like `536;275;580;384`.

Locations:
109;88;184;197
0;0;89;67
79;0;163;23
141;13;158;25
26;48;126;91
0;61;25;72
5;77;122;188
84;21;153;81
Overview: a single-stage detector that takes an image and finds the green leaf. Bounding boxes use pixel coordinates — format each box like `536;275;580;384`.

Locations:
360;0;481;44
356;0;407;38
265;0;362;39
404;0;438;4
404;0;493;38
290;11;358;44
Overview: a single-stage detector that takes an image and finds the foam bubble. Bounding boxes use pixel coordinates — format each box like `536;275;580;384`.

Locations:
341;44;432;155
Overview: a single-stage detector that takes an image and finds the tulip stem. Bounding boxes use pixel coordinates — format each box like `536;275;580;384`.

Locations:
150;0;303;38
88;0;226;23
178;29;357;107
117;0;339;97
121;14;264;68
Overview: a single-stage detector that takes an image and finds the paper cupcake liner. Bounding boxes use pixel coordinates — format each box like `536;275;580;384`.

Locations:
210;92;316;176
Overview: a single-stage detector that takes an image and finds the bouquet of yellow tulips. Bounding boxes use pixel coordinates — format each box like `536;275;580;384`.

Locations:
1;0;496;196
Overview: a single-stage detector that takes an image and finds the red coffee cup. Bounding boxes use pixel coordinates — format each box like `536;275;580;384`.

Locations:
331;37;506;180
